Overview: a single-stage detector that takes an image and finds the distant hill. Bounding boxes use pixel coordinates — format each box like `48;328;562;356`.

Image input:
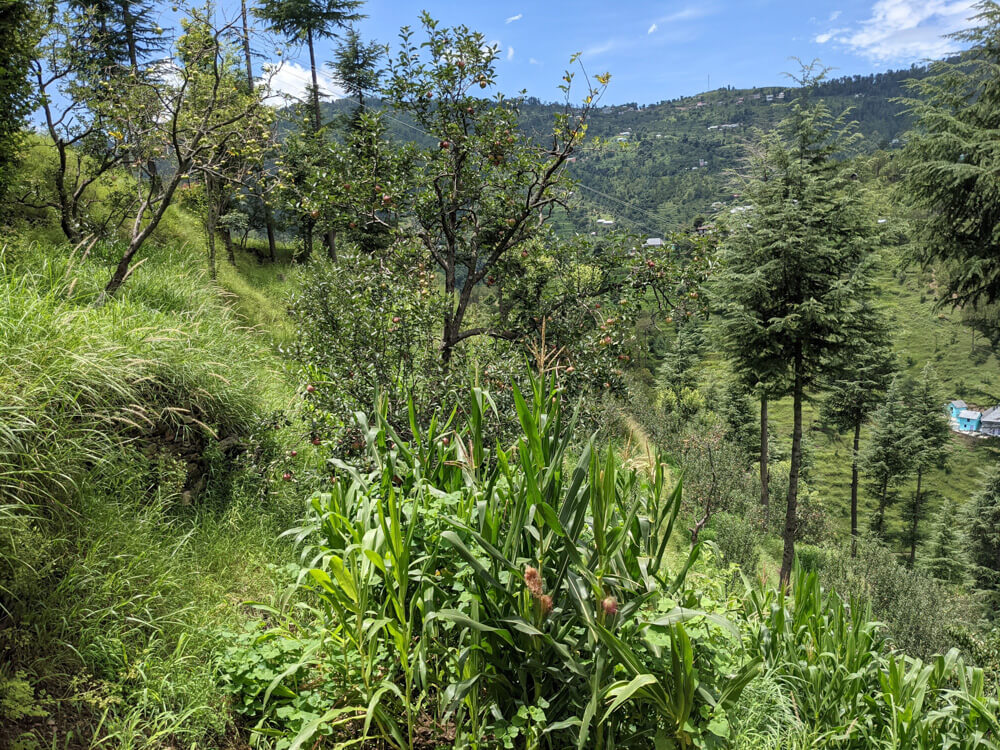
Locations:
319;62;935;236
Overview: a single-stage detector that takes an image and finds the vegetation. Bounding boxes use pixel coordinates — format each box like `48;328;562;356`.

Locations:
3;0;1000;747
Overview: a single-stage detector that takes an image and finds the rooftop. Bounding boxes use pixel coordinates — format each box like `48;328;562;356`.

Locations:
959;410;982;421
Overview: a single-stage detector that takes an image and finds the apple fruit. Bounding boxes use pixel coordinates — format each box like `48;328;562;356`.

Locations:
282;471;292;481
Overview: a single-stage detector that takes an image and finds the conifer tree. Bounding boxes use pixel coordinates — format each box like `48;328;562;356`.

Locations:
255;0;364;131
901;1;1000;309
901;363;951;564
861;378;917;539
716;64;883;583
967;465;1000;595
329;25;381;126
921;502;969;583
821;310;895;554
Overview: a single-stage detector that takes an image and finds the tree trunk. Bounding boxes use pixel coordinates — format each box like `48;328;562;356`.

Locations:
326;229;337;260
875;477;888;537
760;392;769;525
223;228;236;265
909;468;923;566
298;220;314;263
240;0;278;261
851;419;861;557
780;355;803;586
264;200;277;260
307;27;322;132
208;227;217;280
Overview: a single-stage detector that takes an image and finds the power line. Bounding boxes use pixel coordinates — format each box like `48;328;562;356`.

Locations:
373;109;676;238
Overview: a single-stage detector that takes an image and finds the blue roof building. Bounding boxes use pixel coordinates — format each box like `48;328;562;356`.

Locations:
957;409;982;432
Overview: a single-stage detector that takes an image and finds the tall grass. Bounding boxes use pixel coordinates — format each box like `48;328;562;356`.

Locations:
0;237;301;748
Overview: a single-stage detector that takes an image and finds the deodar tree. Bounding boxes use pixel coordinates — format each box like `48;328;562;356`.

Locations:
902;363;951;565
902;1;1000;311
821;309;895;553
716;63;882;584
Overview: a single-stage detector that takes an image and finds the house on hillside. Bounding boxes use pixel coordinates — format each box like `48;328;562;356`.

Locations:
982;406;1000;437
949;400;968;418
957;409;983;432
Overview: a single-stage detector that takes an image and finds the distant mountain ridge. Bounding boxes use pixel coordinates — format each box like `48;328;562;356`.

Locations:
318;61;937;234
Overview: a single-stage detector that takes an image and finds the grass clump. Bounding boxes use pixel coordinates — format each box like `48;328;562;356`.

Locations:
0;237;301;747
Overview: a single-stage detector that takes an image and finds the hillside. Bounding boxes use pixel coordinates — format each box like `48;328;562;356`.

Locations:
323;63;930;234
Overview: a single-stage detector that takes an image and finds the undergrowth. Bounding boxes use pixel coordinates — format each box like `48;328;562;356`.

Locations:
0;237;302;748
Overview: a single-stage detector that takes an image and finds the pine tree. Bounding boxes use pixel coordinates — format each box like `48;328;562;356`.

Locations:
716;64;883;583
861;378;917;539
719;380;760;464
901;363;951;565
820;310;895;554
967;465;1000;594
921;502;969;583
255;0;364;131
329;25;382;127
901;2;1000;309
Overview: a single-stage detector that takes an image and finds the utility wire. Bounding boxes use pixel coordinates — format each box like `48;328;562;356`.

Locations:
371;108;677;238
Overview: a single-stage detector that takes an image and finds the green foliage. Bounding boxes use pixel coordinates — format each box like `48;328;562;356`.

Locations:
822;536;978;658
287;244;456;448
966;464;1000;603
0;0;36;211
743;563;999;747
861;378;918;537
901;1;1000;308
232;372;759;748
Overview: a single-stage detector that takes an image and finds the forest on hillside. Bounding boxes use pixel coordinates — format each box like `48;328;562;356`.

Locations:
4;0;1000;748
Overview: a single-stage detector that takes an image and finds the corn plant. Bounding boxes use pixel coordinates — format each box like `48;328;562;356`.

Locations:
273;371;755;749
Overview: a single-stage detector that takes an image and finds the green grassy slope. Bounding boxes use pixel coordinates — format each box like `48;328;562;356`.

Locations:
0;233;306;748
757;260;1000;545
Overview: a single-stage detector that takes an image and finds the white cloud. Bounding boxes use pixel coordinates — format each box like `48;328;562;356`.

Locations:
648;23;658;34
260;61;344;106
814;27;848;43
507;45;515;60
583;38;617;57
657;6;715;24
505;13;522;23
823;0;976;61
529;57;540;65
829;9;842;21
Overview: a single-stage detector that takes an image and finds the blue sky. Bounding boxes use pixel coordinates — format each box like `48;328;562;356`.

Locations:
204;0;981;105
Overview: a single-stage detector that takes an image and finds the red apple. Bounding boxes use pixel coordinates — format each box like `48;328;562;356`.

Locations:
306;383;316;393
309;209;320;219
312;437;321;445
382;194;392;204
290;450;297;457
440;140;450;149
282;471;292;481
392;316;400;323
